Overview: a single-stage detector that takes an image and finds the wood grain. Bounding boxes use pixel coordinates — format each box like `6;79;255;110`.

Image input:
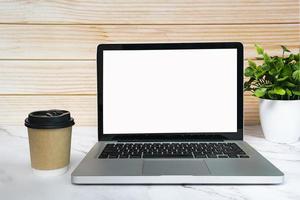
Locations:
0;61;96;94
0;59;260;125
0;0;299;24
0;24;299;59
244;95;260;125
0;60;266;95
0;0;298;126
0;95;258;126
0;59;261;125
0;95;97;126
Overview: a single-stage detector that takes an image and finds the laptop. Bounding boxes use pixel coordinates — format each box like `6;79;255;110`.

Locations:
71;42;284;184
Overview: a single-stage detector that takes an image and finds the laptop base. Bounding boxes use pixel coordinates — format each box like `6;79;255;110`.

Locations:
71;141;284;185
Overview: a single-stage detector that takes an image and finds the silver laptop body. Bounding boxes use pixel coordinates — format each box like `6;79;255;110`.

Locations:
72;43;284;184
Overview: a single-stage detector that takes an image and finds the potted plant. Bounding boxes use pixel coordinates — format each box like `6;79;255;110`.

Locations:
244;44;300;143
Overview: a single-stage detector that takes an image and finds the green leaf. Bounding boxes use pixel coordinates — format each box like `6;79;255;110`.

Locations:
268;90;274;94
244;45;300;99
281;64;292;77
292;90;300;96
254;88;267;97
277;57;284;68
277;76;289;82
263;84;274;88
263;53;271;63
261;63;270;71
273;87;286;95
292;62;300;71
244;67;254;77
269;67;278;76
255;44;264;55
248;60;257;68
283;81;296;87
286;88;292;96
286;54;294;63
292;70;300;81
294;53;299;62
254;69;266;79
281;45;291;52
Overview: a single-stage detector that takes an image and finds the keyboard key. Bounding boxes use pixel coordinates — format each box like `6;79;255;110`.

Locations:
98;153;108;158
98;142;248;159
207;154;218;158
218;155;229;158
130;155;141;158
108;155;118;159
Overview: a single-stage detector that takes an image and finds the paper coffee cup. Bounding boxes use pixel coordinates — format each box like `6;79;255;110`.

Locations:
25;110;75;176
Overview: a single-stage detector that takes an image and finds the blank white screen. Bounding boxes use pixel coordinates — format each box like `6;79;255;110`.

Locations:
103;49;237;134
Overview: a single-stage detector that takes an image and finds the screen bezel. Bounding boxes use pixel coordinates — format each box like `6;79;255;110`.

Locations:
97;42;243;141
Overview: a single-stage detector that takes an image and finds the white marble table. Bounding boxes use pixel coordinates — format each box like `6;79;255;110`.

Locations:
1;126;300;200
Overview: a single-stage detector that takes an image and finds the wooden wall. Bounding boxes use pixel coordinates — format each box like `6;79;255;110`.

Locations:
0;1;299;126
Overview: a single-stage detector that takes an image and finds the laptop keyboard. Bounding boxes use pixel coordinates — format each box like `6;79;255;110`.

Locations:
98;142;249;159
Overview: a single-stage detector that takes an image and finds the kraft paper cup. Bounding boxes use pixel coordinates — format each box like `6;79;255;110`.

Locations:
25;110;75;176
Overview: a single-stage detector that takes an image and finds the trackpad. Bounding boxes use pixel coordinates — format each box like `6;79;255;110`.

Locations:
142;160;210;175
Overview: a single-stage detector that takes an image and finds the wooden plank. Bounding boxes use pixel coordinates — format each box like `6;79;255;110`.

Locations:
0;95;97;126
0;24;299;59
0;60;267;95
0;95;258;126
0;1;299;24
244;95;260;125
0;61;96;94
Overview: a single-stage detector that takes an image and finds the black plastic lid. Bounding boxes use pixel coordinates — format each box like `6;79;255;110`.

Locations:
25;109;75;129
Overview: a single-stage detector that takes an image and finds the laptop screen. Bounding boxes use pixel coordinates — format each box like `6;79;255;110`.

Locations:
103;49;237;134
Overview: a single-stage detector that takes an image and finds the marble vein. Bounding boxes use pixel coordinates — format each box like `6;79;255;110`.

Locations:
0;125;300;200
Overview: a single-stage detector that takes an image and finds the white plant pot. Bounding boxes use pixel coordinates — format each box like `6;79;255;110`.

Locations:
260;99;300;144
